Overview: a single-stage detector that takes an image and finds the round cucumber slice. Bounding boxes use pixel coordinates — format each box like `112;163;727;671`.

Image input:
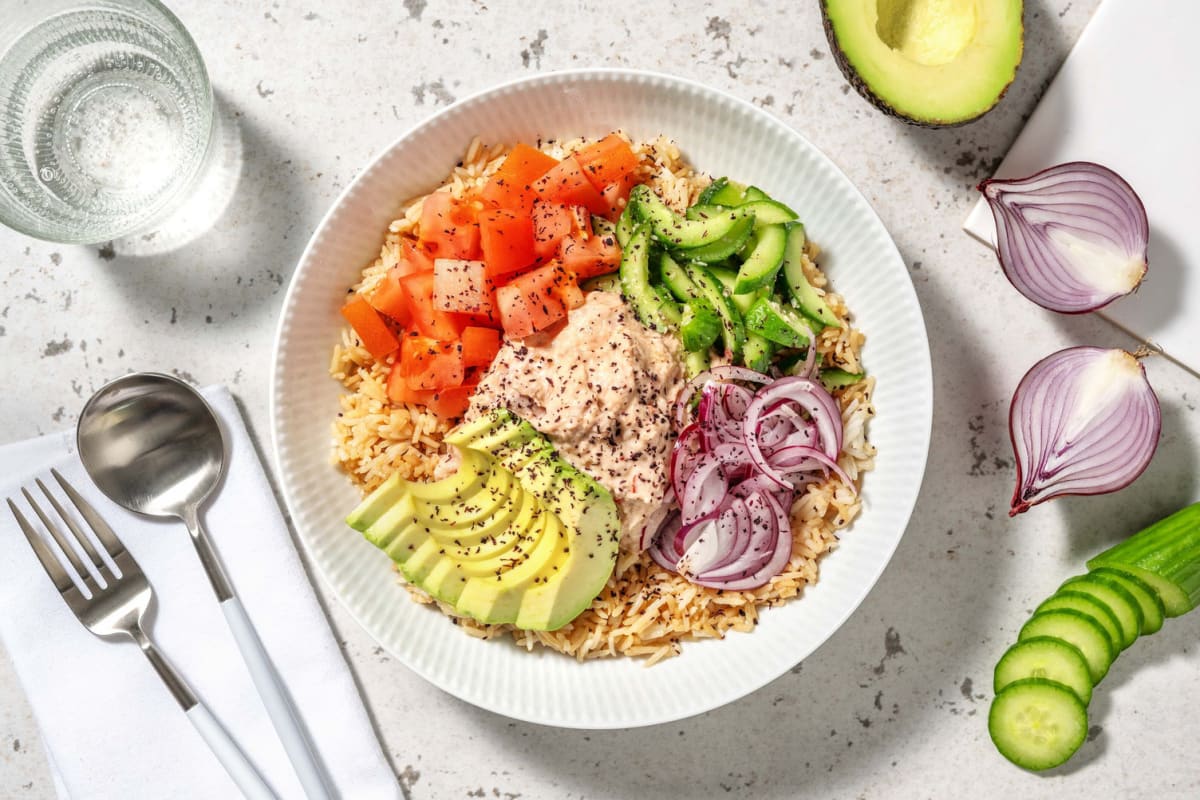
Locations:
989;678;1089;771
1019;609;1114;683
1088;567;1165;635
994;637;1093;706
1061;573;1143;646
1035;590;1123;654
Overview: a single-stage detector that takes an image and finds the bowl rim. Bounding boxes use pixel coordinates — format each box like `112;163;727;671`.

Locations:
269;66;933;728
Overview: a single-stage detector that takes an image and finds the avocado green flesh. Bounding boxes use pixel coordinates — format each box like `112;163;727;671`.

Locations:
822;0;1024;126
347;410;620;631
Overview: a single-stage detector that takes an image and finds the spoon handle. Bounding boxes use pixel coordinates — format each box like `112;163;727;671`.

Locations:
184;510;336;800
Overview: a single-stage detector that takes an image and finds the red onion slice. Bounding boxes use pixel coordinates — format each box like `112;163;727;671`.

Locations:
691;491;794;589
979;162;1149;314
680;454;727;525
673;366;772;427
1009;346;1161;515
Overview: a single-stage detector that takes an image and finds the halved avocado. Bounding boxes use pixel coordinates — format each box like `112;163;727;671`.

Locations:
821;0;1024;127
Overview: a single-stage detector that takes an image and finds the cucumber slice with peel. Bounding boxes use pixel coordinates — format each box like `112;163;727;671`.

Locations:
1088;567;1165;635
1086;502;1200;617
1035;591;1123;656
732;224;787;294
1060;574;1143;646
1019;609;1114;683
818;368;864;391
993;637;1093;706
989;678;1089;771
630;185;752;252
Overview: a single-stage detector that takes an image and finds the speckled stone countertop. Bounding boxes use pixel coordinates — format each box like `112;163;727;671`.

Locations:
3;1;1198;798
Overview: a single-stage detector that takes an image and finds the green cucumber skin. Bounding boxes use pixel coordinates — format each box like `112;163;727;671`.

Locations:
1035;591;1124;655
819;368;864;391
1088;567;1165;635
1087;503;1200;616
780;223;841;330
1018;609;1113;683
989;678;1088;772
1060;575;1143;647
733;224;787;294
993;636;1093;707
618;225;678;333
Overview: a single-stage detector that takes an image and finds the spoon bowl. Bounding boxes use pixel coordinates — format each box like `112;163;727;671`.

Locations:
77;372;225;520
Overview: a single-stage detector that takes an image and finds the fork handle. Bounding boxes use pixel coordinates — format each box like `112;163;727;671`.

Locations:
222;597;335;800
187;701;279;800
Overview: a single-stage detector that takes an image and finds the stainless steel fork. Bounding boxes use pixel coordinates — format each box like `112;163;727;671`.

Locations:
7;469;277;800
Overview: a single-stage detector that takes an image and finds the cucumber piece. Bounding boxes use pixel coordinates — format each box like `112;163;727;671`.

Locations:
615;204;636;249
1060;574;1143;647
780;223;841;330
1018;609;1113;683
994;637;1093;706
619;225;679;333
687;199;798;227
708;265;763;317
818;368;864;391
660;254;702;304
653;285;683;326
743;186;769;202
679;302;721;352
681;262;745;359
591;215;616;240
744;295;814;349
742;333;776;372
684;349;711;379
699;177;746;207
989;678;1088;771
681;213;756;263
1086;503;1200;617
630;185;753;252
1088;567;1165;635
1035;591;1123;654
581;273;621;293
732;224;787;294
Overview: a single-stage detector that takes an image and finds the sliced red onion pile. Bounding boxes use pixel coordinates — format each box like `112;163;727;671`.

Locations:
645;366;850;590
979;162;1149;314
1009;347;1160;516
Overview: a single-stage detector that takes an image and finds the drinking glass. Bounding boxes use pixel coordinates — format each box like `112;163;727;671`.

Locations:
0;0;214;243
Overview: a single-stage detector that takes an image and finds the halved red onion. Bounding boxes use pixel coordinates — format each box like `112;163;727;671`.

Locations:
979;162;1149;314
1009;346;1161;516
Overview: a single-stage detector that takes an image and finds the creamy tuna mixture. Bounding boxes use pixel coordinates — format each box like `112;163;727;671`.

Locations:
466;291;685;551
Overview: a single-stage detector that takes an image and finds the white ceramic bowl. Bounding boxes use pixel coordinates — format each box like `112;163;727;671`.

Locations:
271;69;932;729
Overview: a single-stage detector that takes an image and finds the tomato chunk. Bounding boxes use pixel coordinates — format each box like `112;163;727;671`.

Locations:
479;209;537;277
387;364;436;406
419;192;481;260
340;295;399;359
400;334;464;391
530;200;575;263
532;156;609;217
427;383;477;419
461;326;501;368
496;263;572;338
574;134;640;191
432;258;496;317
368;268;412;327
399;270;466;341
559;232;621;279
402;238;437;273
600;171;639;221
480;144;559;211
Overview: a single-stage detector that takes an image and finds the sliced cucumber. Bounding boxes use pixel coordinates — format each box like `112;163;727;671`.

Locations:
684;349;711;379
681;262;745;359
1088;566;1165;635
630;185;753;252
732;224;787;294
660;254;702;304
615;204;636;249
707;266;761;316
993;637;1093;706
679;301;721;352
698;177;746;207
744;295;814;349
1018;609;1113;683
1060;574;1143;647
619;225;679;333
780;223;841;330
742;333;776;373
743;186;769;202
1086;502;1200;617
1035;591;1123;654
681;214;756;263
818;367;863;391
989;678;1088;771
581;273;621;293
687;199;797;227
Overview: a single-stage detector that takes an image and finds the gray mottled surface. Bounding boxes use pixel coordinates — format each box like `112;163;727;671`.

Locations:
3;1;1199;798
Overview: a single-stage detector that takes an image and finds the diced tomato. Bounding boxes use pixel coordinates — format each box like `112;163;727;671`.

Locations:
400;334;464;391
399;270;467;341
432;258;497;316
530;200;575;262
387;364;436;406
556;277;585;310
532;156;609;217
367;269;411;327
496;263;571;338
479;209;537;277
419;192;481;260
340;295;399;359
461;326;501;368
426;383;477;420
402;238;437;273
573;134;640;192
600;171;639;221
479;144;559;211
559;232;621;279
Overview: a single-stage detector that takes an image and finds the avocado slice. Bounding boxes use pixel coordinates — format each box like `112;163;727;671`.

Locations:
348;411;620;631
821;0;1024;127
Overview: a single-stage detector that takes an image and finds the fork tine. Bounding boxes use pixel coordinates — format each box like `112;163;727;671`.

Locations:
21;487;92;583
7;498;75;593
36;477;109;579
51;469;126;562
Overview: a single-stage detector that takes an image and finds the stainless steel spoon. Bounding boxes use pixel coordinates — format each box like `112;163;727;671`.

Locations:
77;372;334;800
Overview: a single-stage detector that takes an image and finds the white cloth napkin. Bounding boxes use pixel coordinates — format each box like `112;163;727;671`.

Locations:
0;386;401;800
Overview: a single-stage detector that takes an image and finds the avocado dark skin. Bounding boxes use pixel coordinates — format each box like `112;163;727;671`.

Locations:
819;0;1024;128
